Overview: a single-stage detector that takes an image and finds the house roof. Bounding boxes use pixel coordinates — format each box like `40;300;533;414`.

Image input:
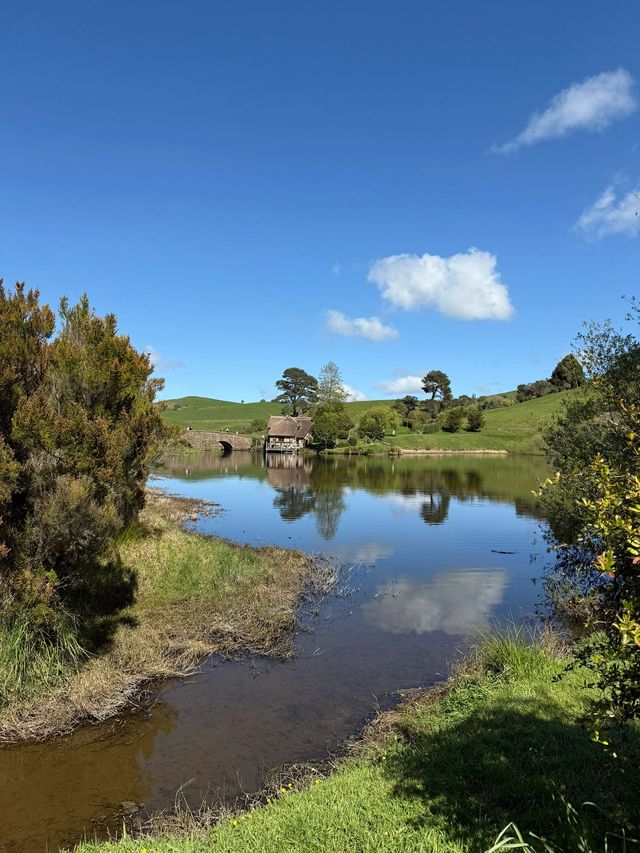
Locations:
267;415;313;439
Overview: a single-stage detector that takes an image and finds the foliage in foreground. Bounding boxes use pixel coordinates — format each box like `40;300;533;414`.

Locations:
71;634;640;853
541;301;640;733
0;281;168;705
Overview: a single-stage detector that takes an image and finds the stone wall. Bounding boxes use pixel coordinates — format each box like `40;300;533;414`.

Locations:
182;430;253;451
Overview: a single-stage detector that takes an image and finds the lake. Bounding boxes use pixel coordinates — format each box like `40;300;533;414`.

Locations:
0;451;551;852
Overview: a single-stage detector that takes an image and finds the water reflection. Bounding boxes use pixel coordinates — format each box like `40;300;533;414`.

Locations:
156;451;548;538
3;452;551;853
364;570;507;635
0;701;178;853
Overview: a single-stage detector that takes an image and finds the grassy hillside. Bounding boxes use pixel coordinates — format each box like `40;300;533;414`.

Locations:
365;390;577;455
160;395;394;432
161;390;578;454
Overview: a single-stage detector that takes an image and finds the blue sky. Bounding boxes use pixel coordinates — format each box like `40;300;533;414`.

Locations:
2;0;639;401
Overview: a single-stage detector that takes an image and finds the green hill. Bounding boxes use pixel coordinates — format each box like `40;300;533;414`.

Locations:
160;390;579;454
378;390;577;454
160;395;395;432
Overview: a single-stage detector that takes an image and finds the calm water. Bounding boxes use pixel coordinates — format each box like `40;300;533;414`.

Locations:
0;451;550;852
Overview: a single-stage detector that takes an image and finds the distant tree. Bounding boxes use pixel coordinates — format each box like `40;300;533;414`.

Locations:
465;407;485;432
442;407;464;433
550;354;586;391
420;399;441;419
479;395;515;410
250;418;267;432
451;394;475;408
275;367;318;416
422;370;452;407
358;407;400;442
311;403;354;450
317;361;348;406
516;379;555;403
392;395;419;425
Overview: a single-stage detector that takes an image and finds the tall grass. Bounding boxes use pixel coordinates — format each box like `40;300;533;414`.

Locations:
0;603;85;706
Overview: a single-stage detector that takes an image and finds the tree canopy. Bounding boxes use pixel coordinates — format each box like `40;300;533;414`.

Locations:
550;354;586;390
421;370;452;406
274;367;318;416
317;362;348;406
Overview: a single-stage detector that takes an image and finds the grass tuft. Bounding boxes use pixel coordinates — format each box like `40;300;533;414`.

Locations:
0;603;85;706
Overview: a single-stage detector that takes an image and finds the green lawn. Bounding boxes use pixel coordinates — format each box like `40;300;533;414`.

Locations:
72;634;640;853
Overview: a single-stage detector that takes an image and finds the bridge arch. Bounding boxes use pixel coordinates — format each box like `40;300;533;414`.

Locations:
182;430;253;452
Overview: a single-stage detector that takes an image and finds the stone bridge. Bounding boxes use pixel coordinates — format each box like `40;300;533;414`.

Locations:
182;430;253;452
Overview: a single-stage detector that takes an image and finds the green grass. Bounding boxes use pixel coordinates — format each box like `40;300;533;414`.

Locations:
0;498;313;742
161;391;579;454
0;605;85;707
160;395;396;433
341;392;579;455
71;632;640;853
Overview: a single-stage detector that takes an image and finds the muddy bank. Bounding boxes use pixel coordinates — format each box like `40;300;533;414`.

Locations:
0;490;327;745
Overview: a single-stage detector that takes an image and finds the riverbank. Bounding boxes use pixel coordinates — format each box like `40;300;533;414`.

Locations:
71;631;640;852
0;490;325;744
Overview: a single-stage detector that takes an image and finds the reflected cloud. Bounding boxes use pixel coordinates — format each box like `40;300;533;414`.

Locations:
332;542;395;564
364;570;507;635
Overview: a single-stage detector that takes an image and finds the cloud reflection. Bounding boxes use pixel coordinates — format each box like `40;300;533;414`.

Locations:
332;542;394;564
365;570;507;635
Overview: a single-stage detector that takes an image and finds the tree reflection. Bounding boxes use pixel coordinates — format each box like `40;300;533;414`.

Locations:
420;492;451;525
272;485;316;521
159;451;550;536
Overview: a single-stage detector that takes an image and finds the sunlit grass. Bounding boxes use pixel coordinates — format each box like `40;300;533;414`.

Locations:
71;632;640;853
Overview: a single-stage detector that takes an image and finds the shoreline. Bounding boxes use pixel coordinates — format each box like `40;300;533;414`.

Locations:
71;630;640;853
389;447;509;456
0;490;327;745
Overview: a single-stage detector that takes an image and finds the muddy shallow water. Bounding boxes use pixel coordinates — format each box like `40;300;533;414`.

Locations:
0;452;551;852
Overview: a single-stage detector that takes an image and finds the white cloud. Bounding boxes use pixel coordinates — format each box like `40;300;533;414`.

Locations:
368;248;514;320
144;345;185;372
342;383;367;402
325;309;399;341
364;570;506;635
494;69;637;153
378;374;423;395
331;262;341;276
574;184;640;238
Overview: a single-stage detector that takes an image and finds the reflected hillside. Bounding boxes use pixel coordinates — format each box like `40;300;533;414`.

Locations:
156;451;550;539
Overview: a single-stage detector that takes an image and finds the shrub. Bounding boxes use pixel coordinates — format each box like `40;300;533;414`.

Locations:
312;403;354;450
442;408;465;433
0;281;169;661
466;407;485;432
407;410;429;433
539;302;640;733
516;379;556;403
480;395;515;410
358;407;399;441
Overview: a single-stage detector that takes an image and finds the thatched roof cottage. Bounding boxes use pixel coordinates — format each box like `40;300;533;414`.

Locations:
266;415;313;452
